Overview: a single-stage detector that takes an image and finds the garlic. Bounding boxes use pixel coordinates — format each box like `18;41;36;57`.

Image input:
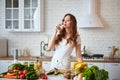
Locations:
73;76;78;80
73;76;82;80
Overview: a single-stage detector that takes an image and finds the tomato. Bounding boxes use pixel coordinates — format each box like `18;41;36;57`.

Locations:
13;67;20;70
40;75;48;79
18;71;23;75
23;70;28;75
16;67;20;70
20;74;25;79
7;70;13;73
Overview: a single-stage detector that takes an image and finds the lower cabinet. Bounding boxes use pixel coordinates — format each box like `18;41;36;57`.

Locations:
71;62;120;80
0;60;51;73
87;62;104;69
0;60;120;80
0;60;13;73
104;63;120;80
71;62;104;69
0;60;29;73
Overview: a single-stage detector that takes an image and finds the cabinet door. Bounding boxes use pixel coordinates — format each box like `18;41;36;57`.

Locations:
71;62;104;69
0;60;30;73
0;60;13;73
5;0;20;31
5;0;44;32
23;0;39;31
105;63;120;80
87;62;104;69
42;61;51;71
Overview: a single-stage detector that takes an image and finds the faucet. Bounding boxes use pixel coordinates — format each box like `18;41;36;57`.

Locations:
82;46;87;54
40;41;49;57
40;41;45;57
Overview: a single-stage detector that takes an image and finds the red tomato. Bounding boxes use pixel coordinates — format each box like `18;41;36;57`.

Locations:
13;67;20;70
40;75;48;79
7;70;13;73
20;74;25;79
16;67;20;70
23;70;28;75
18;71;23;75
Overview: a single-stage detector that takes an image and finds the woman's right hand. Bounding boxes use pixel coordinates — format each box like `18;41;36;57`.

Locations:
55;24;63;33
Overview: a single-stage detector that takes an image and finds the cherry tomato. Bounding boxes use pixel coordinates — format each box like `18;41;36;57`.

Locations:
40;75;48;79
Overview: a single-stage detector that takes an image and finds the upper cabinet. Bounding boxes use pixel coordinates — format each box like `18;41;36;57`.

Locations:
5;0;44;32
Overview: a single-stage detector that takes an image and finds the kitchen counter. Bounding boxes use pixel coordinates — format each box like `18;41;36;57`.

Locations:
0;75;66;80
71;57;120;63
0;56;120;63
0;75;68;80
0;56;120;80
0;56;52;61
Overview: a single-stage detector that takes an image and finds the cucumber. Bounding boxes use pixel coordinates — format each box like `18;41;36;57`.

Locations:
25;71;35;77
0;72;7;77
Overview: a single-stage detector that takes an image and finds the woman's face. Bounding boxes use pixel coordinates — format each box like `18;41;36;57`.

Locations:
63;15;72;29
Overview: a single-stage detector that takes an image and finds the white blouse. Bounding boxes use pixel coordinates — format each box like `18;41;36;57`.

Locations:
50;36;81;70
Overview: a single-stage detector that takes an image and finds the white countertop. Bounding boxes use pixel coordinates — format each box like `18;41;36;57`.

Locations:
0;75;67;80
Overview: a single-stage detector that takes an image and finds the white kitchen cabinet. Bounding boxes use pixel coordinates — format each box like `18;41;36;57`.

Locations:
0;60;29;73
5;0;44;32
0;60;13;73
71;62;104;69
105;63;120;80
87;62;105;69
0;60;51;73
42;61;51;71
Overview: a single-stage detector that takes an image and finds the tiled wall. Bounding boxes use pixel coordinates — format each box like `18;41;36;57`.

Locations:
0;0;120;58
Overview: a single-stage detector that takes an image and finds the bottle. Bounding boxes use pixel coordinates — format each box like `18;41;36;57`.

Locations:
23;62;28;66
82;46;86;54
34;57;39;71
34;57;42;71
13;49;18;63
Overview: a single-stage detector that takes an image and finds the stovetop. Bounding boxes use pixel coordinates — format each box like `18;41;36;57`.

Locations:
83;57;104;60
82;54;104;60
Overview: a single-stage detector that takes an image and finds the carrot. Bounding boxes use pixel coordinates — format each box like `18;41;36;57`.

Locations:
3;75;18;79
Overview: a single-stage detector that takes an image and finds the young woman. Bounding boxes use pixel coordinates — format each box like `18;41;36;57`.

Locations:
48;13;83;70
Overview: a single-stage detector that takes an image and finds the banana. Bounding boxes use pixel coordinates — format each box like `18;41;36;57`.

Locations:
72;62;88;71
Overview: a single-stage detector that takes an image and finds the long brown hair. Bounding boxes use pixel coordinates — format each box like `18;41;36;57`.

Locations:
55;13;79;47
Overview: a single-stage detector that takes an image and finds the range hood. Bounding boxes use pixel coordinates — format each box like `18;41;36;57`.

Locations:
79;0;104;28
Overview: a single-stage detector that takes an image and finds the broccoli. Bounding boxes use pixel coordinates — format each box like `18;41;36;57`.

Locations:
94;69;109;80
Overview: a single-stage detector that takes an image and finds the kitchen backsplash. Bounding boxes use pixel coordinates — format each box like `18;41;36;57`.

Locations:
0;0;120;57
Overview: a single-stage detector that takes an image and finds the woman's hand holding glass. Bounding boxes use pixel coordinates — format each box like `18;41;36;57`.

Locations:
55;24;63;34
